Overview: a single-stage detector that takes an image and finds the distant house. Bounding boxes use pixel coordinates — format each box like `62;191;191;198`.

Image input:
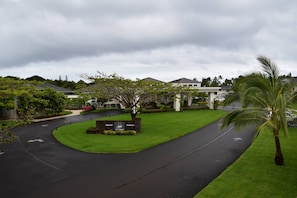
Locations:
37;82;78;99
169;78;201;87
142;77;165;83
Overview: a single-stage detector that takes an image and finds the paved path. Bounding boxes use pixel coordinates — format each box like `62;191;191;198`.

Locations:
33;109;83;122
0;110;255;198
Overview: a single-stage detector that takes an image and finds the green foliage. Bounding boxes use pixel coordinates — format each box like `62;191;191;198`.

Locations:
0;127;17;145
0;77;24;109
40;88;66;115
82;72;198;119
0;120;20;129
201;76;230;87
65;97;85;109
16;87;66;121
0;77;67;121
141;108;175;113
103;130;136;135
222;56;294;165
17;88;48;121
223;57;293;135
53;110;226;153
26;75;88;90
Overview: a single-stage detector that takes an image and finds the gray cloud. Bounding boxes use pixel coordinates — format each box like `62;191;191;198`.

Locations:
1;0;297;81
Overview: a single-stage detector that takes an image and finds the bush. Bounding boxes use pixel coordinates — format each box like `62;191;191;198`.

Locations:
0;128;18;145
197;101;208;105
86;127;101;134
82;105;95;112
103;130;136;135
142;108;174;113
184;106;209;110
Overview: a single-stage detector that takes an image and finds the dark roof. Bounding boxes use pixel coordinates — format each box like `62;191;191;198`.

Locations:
169;78;200;84
37;82;75;94
142;77;164;83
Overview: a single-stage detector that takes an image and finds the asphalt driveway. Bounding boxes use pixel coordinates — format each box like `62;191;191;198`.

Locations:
0;110;255;198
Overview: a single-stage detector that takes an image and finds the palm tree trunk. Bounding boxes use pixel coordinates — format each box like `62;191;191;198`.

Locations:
274;134;284;165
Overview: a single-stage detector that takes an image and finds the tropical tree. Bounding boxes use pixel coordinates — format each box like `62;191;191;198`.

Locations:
83;73;164;120
40;88;66;115
221;78;234;87
201;77;211;87
210;76;222;87
222;56;296;165
82;72;197;120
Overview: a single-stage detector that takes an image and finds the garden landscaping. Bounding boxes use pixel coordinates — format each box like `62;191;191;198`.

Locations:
53;109;297;197
53;110;226;153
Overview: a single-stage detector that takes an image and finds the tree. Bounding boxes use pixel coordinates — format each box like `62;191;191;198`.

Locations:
0;78;37;143
202;76;224;87
201;77;211;87
40;88;66;115
17;88;48;122
221;78;234;87
210;76;222;87
0;77;23;110
222;56;296;165
83;72;196;120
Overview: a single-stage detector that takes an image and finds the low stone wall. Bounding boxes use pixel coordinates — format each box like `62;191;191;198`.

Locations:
87;118;141;134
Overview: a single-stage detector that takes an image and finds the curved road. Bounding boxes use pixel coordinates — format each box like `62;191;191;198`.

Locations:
0;110;255;198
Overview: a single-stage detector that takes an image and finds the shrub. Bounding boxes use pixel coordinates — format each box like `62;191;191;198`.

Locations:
103;130;136;135
0;128;18;145
82;105;95;112
184;106;209;110
197;101;207;104
86;127;101;134
142;108;174;113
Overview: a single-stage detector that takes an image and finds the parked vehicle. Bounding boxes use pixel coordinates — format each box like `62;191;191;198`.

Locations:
285;109;297;127
215;96;225;102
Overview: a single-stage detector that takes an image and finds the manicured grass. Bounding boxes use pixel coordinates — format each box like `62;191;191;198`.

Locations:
53;110;226;153
195;128;297;198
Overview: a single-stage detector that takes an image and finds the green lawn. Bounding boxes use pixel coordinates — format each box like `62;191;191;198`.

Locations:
195;128;297;198
53;110;225;153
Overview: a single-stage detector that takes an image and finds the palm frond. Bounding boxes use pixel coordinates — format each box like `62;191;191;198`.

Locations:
257;56;279;79
221;108;265;129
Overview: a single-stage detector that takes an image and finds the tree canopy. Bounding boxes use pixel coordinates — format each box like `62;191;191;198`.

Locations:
0;77;67;122
222;56;296;165
82;72;198;119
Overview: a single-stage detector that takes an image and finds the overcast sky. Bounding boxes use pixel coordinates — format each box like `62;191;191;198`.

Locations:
1;0;297;82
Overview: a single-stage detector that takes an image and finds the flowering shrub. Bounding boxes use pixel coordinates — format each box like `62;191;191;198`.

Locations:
82;105;95;112
103;130;136;135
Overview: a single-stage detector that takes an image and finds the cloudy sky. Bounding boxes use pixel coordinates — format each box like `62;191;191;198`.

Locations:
1;0;297;82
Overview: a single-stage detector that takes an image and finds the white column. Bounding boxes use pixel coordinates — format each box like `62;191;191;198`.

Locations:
188;95;193;106
174;94;181;112
208;92;216;109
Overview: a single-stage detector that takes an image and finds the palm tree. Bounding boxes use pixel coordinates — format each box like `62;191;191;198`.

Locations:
222;56;295;165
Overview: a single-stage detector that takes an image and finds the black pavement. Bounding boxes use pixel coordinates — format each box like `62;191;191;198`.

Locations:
0;110;255;198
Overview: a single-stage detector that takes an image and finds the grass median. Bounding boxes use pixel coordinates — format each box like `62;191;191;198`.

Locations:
195;128;297;197
53;110;225;153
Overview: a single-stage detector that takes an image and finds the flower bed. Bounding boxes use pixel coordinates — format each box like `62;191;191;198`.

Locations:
103;130;136;135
